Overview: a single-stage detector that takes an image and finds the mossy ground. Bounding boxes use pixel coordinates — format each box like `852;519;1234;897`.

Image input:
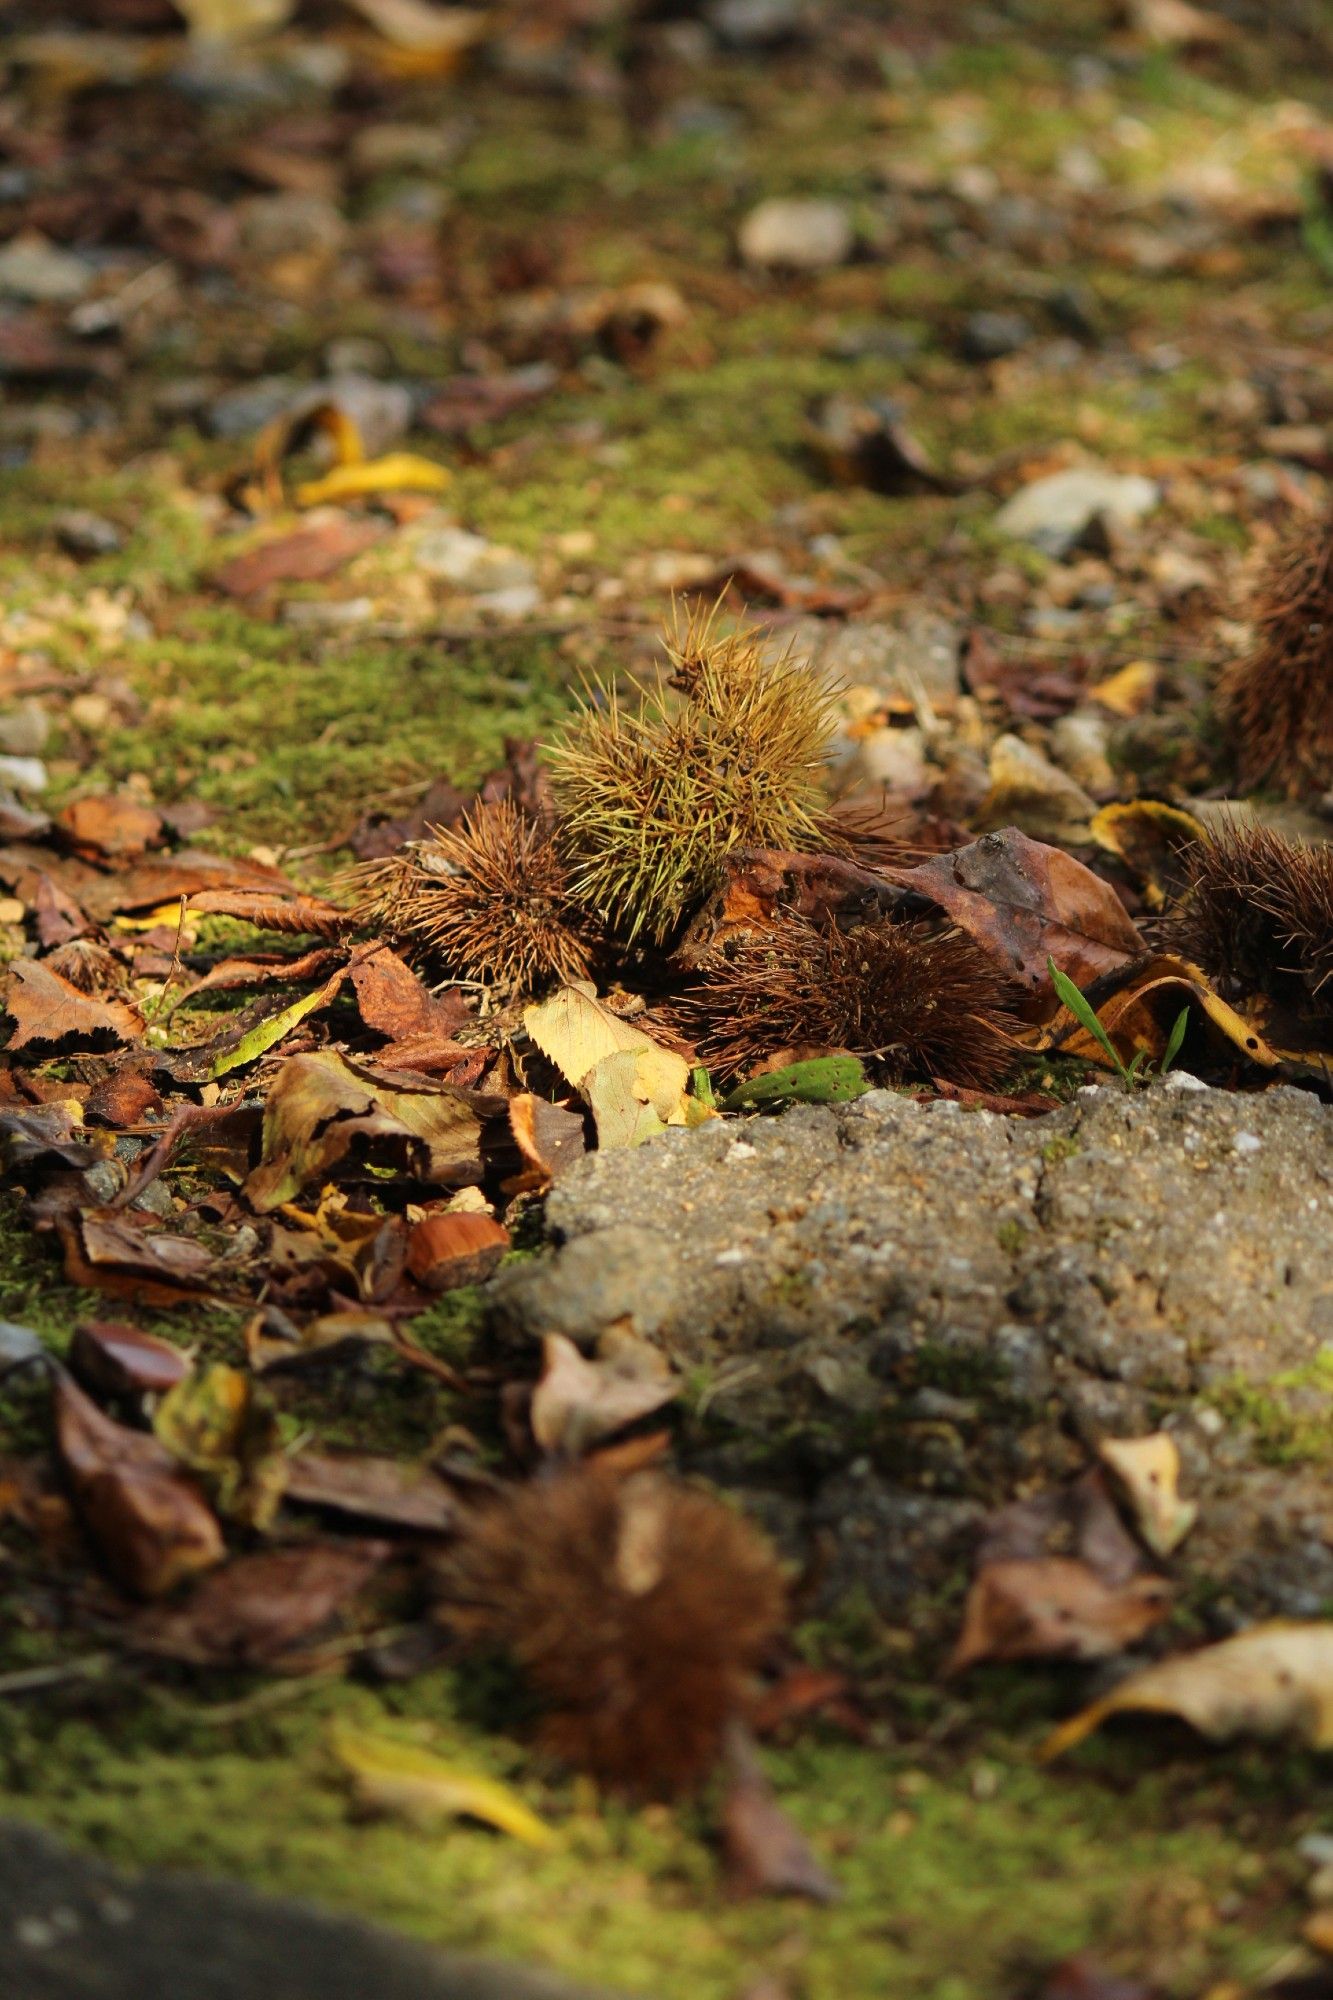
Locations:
4;5;1333;1993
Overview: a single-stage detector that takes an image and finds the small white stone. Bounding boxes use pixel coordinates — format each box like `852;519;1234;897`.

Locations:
1233;1132;1262;1155
1162;1070;1208;1092
714;1247;747;1266
730;1142;757;1160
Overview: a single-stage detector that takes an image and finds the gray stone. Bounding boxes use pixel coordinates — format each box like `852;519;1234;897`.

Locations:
0;1819;617;2000
495;1083;1333;1625
820;612;960;703
738;197;854;271
489;1225;685;1350
0;235;92;304
411;525;536;596
0;701;50;756
961;310;1032;361
54;510;123;560
993;465;1160;556
708;0;804;45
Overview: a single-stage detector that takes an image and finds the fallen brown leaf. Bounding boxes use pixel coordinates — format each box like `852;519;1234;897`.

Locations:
55;1372;224;1599
56;794;164;861
58;1211;220;1307
349;942;469;1042
212;518;382;600
885;827;1145;1003
4;958;143;1052
721;1725;839;1904
530;1331;678;1459
132;1540;389;1668
244;1050;499;1211
284;1447;457;1533
948;1558;1172;1672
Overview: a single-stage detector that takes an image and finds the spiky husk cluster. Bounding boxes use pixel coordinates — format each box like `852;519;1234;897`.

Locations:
1220;506;1333;796
677;914;1018;1085
1161;820;1333;1006
345;800;593;997
547;608;837;946
445;1465;786;1797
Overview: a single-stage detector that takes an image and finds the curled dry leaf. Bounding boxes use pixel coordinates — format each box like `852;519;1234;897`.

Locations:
244;1305;398;1374
244;1050;496;1211
133;1541;389;1670
1042;1622;1333;1760
1041;951;1279;1073
4;958;143;1051
55;1373;224;1599
948;1559;1172;1673
530;1331;678;1459
885;827;1144;1005
505;1091;587;1191
1089;800;1204;909
184;888;348;935
58;1211;220;1308
1097;1434;1198;1558
331;1725;557;1848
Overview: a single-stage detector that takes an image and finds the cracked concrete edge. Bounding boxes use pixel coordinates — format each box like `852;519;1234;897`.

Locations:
0;1818;626;2000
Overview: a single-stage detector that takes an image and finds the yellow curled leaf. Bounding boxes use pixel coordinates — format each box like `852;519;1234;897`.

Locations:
295;452;451;507
332;1725;558;1847
1089;801;1204;909
1041;1622;1333;1762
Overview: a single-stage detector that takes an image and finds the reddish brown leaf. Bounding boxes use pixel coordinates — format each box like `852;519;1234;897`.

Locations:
885;828;1144;1002
212;519;382;600
406;1210;509;1290
55;1373;224;1599
677;848;905;966
131;1541;389;1667
349;943;469;1042
184;889;347;935
506;1093;587;1190
57;794;164;861
169;946;346;1009
4;958;143;1051
69;1321;191;1399
33;871;90;947
85;1069;163;1129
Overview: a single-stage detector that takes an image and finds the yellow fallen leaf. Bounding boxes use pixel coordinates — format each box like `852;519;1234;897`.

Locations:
173;0;294;39
1097;1433;1197;1558
524;985;656;1090
1088;660;1160;718
1089;800;1204;909
295;453;450;507
525;987;711;1145
341;0;487;53
332;1725;558;1847
1042;951;1279;1073
1041;1622;1333;1762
